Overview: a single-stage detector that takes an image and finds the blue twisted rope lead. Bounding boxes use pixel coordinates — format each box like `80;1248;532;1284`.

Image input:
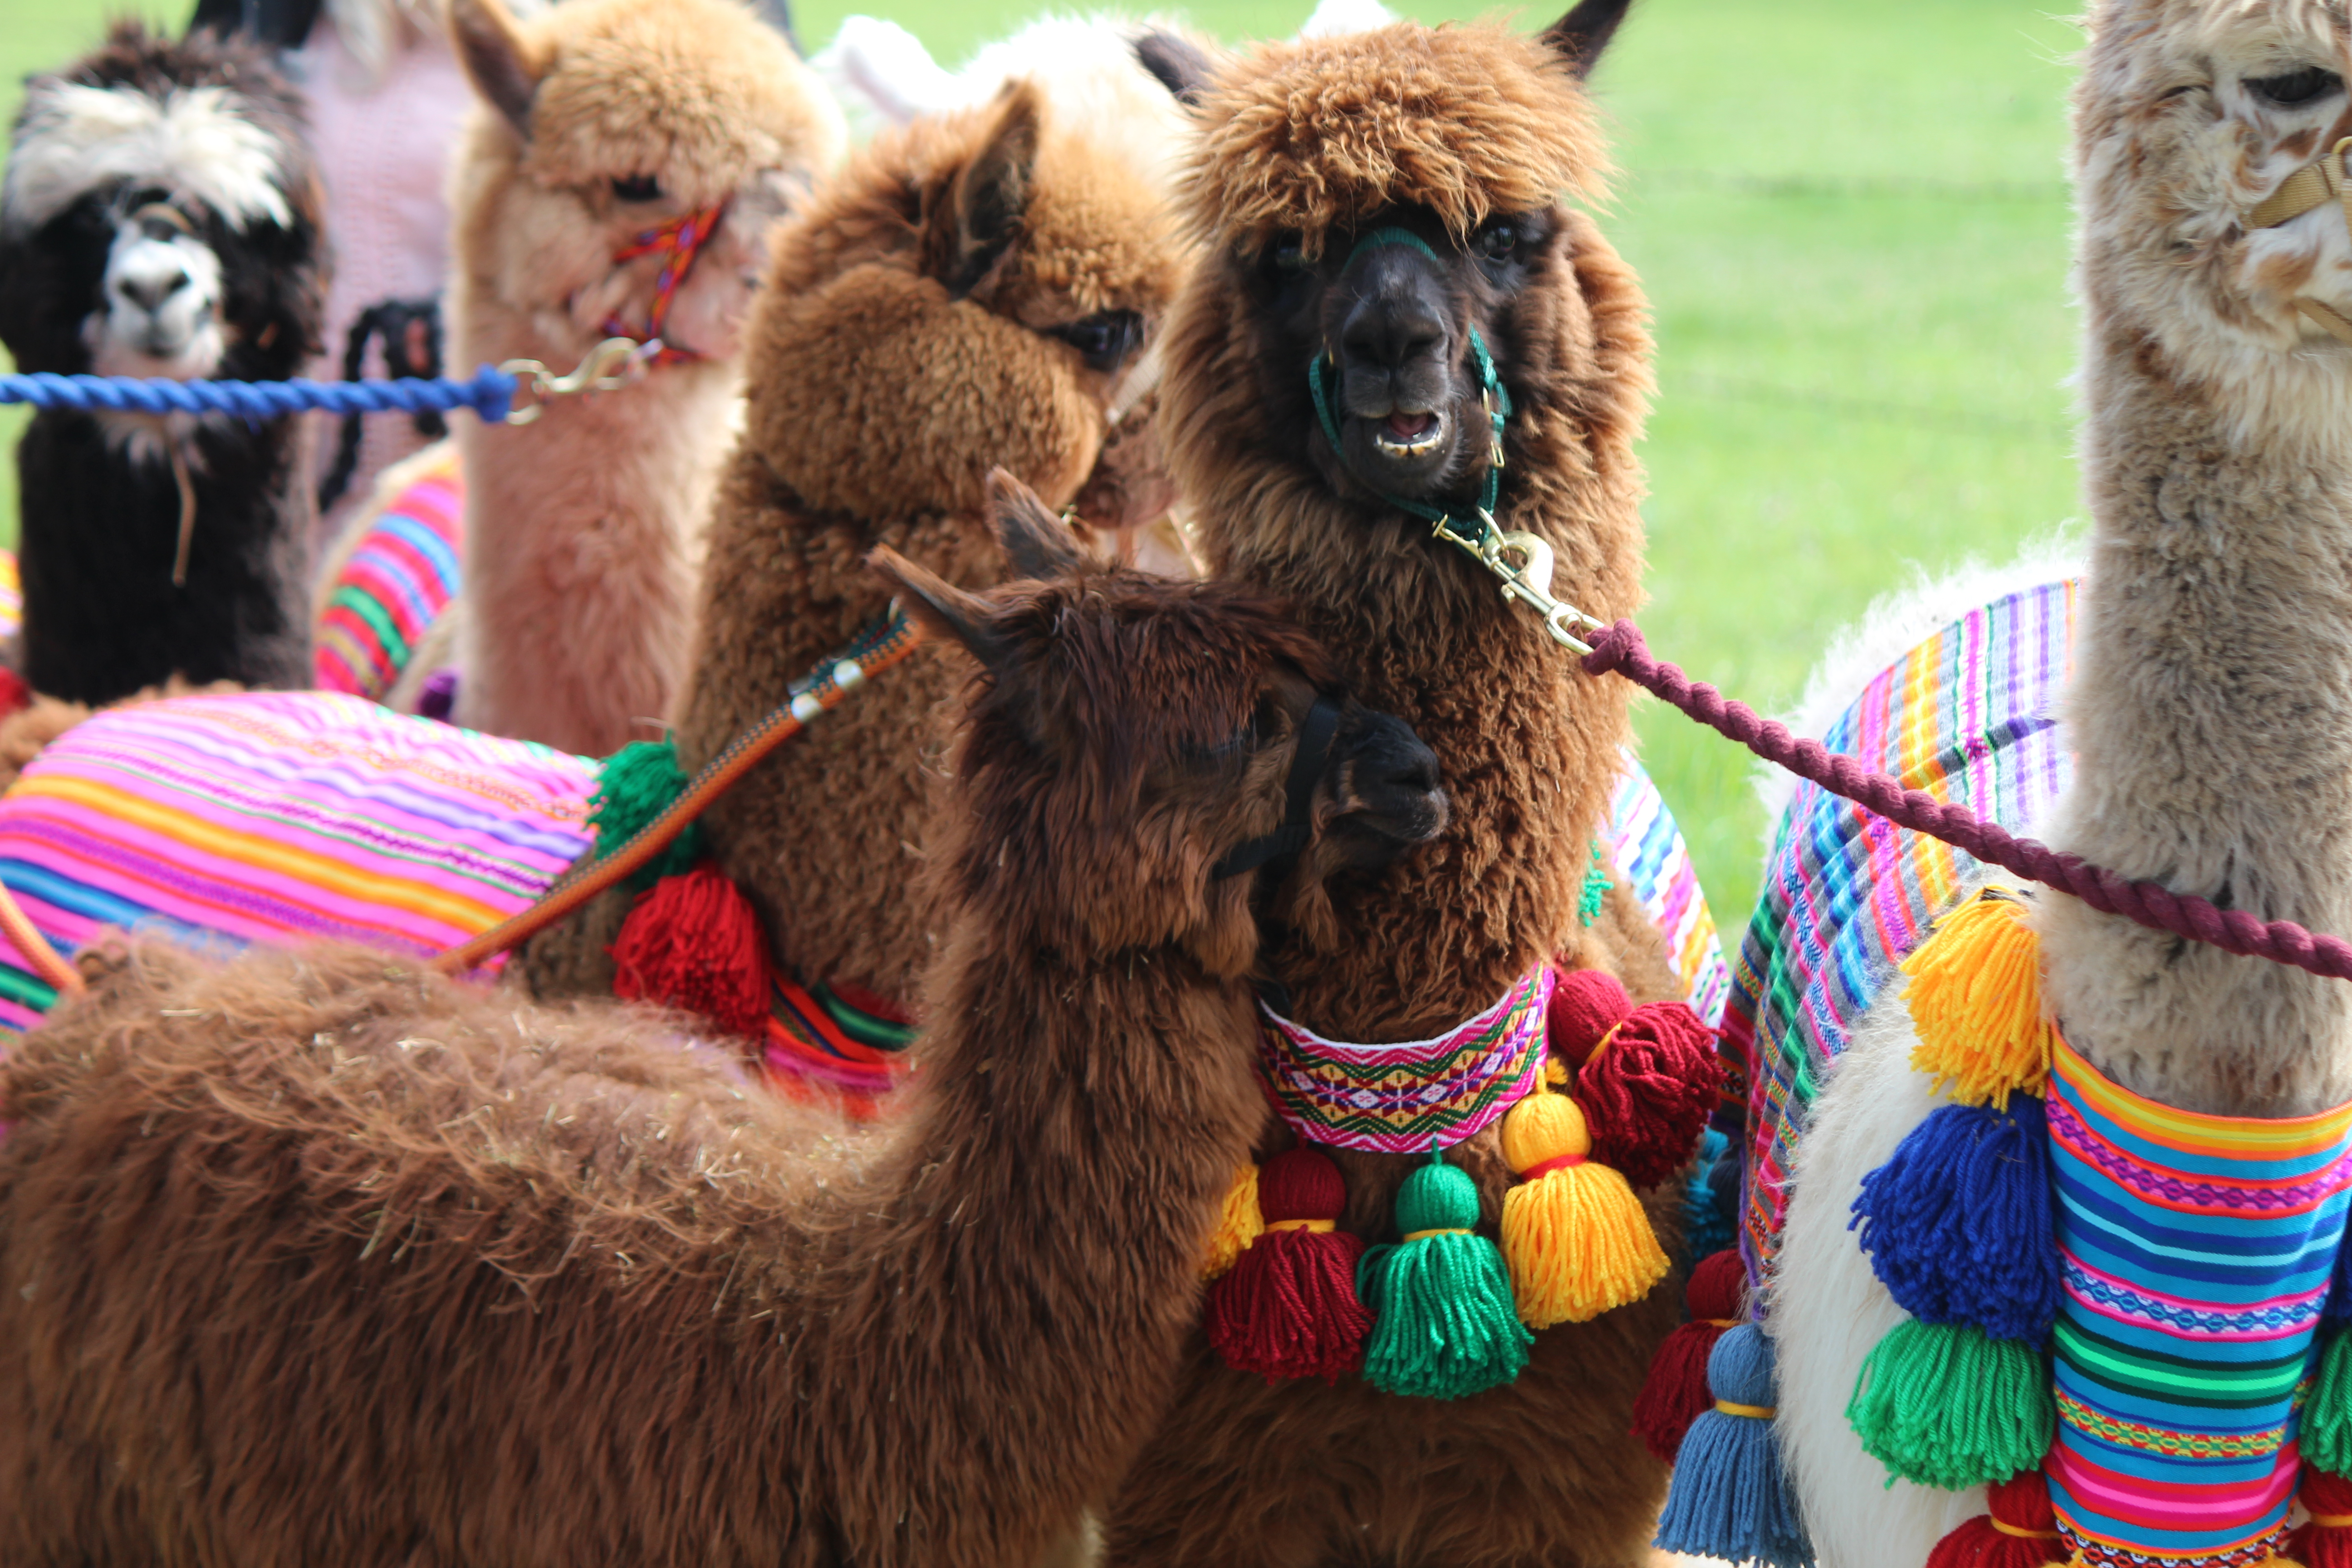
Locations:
0;364;519;426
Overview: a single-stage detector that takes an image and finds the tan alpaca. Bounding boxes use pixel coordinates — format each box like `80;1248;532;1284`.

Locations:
0;491;1448;1562
517;83;1186;1014
1772;4;2352;1562
440;0;844;757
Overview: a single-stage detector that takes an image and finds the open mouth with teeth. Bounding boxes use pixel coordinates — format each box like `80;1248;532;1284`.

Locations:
1371;409;1446;458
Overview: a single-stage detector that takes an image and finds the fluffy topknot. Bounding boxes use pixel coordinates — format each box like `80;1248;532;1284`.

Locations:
1181;21;1609;256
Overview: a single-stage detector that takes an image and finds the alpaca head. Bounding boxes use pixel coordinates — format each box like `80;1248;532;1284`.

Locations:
1141;0;1629;510
0;23;322;389
2077;0;2352;415
447;0;846;364
741;79;1184;524
870;471;1446;978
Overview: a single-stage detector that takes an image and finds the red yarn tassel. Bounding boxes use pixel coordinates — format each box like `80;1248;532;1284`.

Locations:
2290;1466;2352;1568
1924;1472;2067;1568
0;668;30;718
1204;1147;1369;1384
1577;1000;1728;1190
610;862;772;1039
1632;1248;1745;1462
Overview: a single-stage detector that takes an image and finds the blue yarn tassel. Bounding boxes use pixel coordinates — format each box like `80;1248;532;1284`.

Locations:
1653;1324;1815;1568
1684;1127;1736;1259
1849;1098;2057;1343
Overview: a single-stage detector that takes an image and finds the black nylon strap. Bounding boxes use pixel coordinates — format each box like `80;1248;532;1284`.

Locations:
1211;693;1343;881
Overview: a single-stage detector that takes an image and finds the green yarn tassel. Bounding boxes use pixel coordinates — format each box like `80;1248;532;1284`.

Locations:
1846;1318;2053;1489
1579;840;1611;927
2306;1329;2352;1474
1357;1157;1533;1399
590;740;706;891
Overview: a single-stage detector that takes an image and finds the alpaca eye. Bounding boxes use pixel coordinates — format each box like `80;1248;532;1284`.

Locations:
2248;68;2342;106
1270;237;1307;274
610;174;663;202
1047;309;1143;372
1473;223;1519;261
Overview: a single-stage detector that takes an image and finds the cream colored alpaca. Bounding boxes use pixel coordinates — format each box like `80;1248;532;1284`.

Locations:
439;0;843;757
1771;5;2352;1563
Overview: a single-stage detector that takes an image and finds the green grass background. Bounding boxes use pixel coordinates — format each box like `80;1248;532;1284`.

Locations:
0;0;2085;930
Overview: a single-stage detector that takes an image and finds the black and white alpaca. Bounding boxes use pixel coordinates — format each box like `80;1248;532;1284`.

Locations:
0;22;326;706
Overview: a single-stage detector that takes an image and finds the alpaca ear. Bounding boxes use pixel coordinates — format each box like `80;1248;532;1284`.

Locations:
749;0;802;56
867;547;1012;670
449;0;544;139
985;467;1088;583
1132;30;1215;106
935;80;1041;299
1541;0;1633;77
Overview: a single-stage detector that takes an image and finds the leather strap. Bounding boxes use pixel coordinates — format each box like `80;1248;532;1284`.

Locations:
1210;692;1343;880
2244;152;2344;230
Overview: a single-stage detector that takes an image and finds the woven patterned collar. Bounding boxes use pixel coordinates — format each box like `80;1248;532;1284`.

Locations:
1255;965;1555;1154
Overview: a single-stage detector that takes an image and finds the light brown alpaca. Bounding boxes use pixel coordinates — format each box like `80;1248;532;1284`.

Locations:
439;0;844;757
1772;3;2352;1563
1098;5;1695;1566
517;81;1185;1019
0;489;1448;1564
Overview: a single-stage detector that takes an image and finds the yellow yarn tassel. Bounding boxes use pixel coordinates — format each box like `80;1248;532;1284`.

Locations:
1898;889;2055;1108
1200;1163;1264;1281
1498;1091;1668;1328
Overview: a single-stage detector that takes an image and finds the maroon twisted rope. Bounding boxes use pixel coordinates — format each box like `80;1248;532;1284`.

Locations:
1580;619;2352;983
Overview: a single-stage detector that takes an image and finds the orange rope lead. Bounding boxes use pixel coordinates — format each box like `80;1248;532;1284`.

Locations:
431;614;926;975
0;876;82;997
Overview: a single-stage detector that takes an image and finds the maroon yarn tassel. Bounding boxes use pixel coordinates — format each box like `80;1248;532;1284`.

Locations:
1205;1147;1368;1384
1632;1248;1744;1462
1578;999;1726;1190
1547;967;1726;1191
2291;1467;2352;1568
1924;1473;2067;1568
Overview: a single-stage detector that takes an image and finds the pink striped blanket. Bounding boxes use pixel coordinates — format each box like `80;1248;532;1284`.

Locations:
0;691;593;1026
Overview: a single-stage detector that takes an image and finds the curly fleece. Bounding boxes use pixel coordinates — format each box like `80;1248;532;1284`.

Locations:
1181;21;1610;255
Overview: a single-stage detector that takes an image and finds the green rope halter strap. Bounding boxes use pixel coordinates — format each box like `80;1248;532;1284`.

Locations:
1304;226;1513;541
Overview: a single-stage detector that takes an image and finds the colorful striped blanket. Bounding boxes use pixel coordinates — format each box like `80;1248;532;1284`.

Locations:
2046;1034;2352;1568
314;445;463;701
1725;578;2078;1275
0;691;594;1026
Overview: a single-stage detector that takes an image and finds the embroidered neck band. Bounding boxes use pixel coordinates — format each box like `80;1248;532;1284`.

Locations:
1255;965;1554;1154
2046;1034;2352;1568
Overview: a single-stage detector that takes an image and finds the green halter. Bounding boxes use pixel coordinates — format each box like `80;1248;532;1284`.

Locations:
1305;226;1514;544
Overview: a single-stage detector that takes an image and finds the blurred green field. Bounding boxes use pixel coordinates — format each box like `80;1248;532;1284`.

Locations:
0;0;2083;930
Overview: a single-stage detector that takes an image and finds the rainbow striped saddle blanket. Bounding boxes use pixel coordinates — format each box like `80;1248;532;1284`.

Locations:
1726;577;2078;1271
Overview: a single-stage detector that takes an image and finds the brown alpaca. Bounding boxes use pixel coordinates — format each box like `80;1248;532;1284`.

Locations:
0;485;1448;1564
439;0;845;756
517;81;1184;1019
1102;5;1689;1565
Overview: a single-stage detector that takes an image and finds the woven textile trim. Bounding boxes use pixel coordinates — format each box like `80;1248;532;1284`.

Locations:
1257;965;1554;1153
2046;1034;2352;1568
1725;578;2077;1278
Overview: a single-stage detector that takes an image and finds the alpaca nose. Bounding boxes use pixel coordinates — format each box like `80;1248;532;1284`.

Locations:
119;265;190;314
1341;292;1447;375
